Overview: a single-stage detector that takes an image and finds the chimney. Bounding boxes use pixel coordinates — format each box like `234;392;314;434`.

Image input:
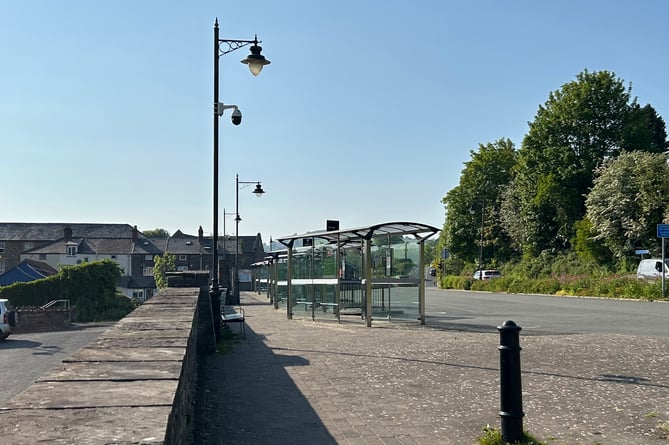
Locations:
132;225;138;242
198;226;204;243
64;226;72;241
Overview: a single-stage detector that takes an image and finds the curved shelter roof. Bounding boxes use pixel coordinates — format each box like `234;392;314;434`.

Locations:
276;221;439;247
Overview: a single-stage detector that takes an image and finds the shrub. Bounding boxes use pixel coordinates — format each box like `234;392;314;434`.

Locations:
440;272;665;301
434;250;669;301
0;260;136;321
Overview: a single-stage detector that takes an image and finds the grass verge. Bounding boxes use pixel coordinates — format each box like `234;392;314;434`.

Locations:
478;425;547;445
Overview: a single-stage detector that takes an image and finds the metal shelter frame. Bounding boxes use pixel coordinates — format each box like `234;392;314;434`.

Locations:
273;221;440;327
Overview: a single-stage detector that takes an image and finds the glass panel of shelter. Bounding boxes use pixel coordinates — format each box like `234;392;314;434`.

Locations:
369;236;421;322
275;257;288;308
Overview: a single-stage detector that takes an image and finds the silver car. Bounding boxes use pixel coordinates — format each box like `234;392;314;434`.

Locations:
0;299;18;340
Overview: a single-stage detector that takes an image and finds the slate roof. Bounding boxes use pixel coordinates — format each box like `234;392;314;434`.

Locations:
0;259;57;286
0;223;137;241
150;230;261;256
26;238;162;256
164;237;202;255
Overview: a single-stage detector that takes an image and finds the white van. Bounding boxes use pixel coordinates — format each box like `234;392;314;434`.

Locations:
636;259;669;280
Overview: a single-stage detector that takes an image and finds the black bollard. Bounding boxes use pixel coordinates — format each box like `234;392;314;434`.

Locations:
498;320;524;443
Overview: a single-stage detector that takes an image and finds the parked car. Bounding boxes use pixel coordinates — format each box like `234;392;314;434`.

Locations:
0;299;18;340
429;267;437;276
473;269;502;280
636;259;669;280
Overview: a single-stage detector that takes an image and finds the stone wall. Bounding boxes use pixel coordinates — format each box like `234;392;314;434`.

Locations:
164;285;215;444
0;286;214;445
13;308;74;333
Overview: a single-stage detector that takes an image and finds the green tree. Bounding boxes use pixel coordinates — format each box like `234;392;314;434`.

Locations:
505;70;659;254
153;252;176;289
620;104;668;154
572;217;613;265
585;151;669;262
441;138;518;268
143;228;170;238
424;238;438;265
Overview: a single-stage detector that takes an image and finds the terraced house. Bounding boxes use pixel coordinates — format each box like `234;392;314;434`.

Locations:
0;223;161;301
0;223;267;301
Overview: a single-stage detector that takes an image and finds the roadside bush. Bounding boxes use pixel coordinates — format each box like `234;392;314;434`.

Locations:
432;249;669;300
441;275;470;290
440;272;666;301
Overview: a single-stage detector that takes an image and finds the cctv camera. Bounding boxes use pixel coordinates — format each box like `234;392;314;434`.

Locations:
231;109;242;126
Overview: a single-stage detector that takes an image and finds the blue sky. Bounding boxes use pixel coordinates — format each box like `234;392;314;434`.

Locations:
2;1;668;243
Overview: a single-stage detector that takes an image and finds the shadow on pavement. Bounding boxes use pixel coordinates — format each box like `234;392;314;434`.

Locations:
0;339;41;349
194;324;337;445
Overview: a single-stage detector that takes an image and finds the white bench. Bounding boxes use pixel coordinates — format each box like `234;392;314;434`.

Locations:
221;306;246;338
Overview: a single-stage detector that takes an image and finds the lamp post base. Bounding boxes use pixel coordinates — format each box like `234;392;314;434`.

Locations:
209;285;222;343
227;287;240;306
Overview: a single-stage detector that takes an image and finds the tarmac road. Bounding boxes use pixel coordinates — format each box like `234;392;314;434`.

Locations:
426;288;669;337
0;323;112;407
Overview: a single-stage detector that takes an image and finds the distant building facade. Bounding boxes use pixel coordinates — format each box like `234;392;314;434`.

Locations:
149;227;266;292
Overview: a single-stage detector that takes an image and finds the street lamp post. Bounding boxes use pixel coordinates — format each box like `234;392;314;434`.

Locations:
233;173;265;304
478;197;484;272
211;19;270;341
469;197;485;274
222;208;236;238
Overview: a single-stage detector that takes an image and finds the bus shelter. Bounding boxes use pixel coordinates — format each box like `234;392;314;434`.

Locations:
250;259;271;296
274;222;439;327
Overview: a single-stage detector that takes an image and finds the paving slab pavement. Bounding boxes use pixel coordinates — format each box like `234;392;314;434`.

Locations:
195;291;669;445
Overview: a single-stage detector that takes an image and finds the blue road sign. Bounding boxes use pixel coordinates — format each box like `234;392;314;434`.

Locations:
658;224;669;238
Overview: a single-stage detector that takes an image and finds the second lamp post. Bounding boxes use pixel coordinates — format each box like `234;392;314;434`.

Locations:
232;174;265;304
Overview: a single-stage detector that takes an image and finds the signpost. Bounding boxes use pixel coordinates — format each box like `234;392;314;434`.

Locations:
657;224;669;238
657;224;669;298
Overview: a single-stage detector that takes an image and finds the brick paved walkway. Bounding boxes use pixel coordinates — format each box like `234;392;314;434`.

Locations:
194;292;669;445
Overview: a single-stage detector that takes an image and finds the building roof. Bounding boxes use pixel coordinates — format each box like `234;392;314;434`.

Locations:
0;259;57;286
26;238;162;256
150;231;263;256
0;223;137;241
164;236;202;255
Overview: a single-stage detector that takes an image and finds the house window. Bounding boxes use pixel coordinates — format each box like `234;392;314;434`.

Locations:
143;267;154;276
0;242;5;253
132;290;145;302
177;265;189;272
145;255;153;261
24;242;34;251
67;245;77;256
0;259;4;274
39;254;47;260
179;255;187;261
